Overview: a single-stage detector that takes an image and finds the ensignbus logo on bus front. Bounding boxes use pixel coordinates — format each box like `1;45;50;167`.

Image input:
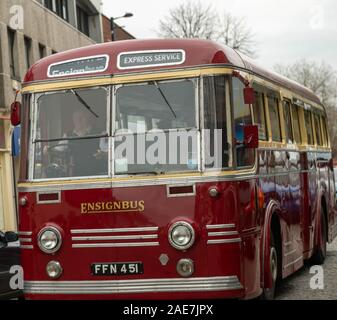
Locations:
80;200;145;214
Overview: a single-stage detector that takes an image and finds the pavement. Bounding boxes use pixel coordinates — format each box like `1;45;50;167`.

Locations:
276;239;337;300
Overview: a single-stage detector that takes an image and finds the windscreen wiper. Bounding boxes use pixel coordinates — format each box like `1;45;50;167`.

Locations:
151;81;177;119
71;89;99;118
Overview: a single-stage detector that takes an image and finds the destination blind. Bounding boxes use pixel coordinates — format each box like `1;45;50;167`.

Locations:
118;50;186;69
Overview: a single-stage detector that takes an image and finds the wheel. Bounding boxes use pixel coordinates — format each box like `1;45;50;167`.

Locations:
261;232;278;300
311;207;327;265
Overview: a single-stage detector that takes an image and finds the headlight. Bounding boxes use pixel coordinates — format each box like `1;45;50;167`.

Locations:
177;259;195;277
169;221;195;250
38;227;62;254
46;261;63;279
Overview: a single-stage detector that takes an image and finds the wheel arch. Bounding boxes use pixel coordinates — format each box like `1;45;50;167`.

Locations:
261;200;283;289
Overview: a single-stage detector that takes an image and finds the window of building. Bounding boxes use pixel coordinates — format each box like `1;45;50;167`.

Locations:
304;109;314;145
44;0;69;21
291;104;302;144
232;78;255;168
7;28;17;79
77;6;90;36
24;36;32;69
283;100;294;144
0;122;5;149
252;91;268;141
268;95;282;142
39;44;46;59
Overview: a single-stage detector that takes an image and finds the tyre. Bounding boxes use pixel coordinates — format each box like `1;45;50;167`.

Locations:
311;206;327;265
261;232;278;300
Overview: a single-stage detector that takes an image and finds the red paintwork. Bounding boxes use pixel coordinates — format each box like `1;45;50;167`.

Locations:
23;39;321;105
18;39;337;300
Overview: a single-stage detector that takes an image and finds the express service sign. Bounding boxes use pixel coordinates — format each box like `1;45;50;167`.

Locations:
117;50;186;70
47;55;109;78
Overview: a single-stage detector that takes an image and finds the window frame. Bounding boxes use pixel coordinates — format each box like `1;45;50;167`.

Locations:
291;103;302;144
231;77;256;169
267;94;282;143
29;86;112;181
283;99;294;144
252;90;268;141
313;112;323;147
304;108;314;146
201;75;233;171
113;78;201;176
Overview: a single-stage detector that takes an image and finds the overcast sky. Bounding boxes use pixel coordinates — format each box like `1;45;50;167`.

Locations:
102;0;337;71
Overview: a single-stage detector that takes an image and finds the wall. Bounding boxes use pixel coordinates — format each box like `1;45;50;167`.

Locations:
0;0;101;232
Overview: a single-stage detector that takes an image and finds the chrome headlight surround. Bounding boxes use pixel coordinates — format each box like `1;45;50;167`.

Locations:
38;227;62;254
168;221;195;250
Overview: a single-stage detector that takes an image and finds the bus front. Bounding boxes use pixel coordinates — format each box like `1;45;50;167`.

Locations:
18;41;260;300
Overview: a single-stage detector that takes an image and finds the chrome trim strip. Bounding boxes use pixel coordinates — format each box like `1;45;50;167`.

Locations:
18;174;258;192
71;227;159;234
18;232;32;236
20;245;34;250
24;276;243;294
284;249;296;257
208;231;239;237
72;242;160;248
207;238;242;245
19;238;32;243
206;224;236;230
72;235;158;241
283;256;303;269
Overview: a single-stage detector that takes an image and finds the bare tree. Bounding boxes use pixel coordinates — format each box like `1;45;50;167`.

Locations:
217;13;256;56
274;60;337;158
274;60;336;105
158;1;217;40
158;1;256;56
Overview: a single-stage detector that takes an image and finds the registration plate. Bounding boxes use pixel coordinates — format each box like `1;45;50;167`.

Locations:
91;262;144;276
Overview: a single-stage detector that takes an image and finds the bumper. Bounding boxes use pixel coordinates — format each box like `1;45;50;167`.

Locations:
25;276;243;296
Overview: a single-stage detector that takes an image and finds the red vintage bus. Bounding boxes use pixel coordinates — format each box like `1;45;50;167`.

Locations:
14;39;337;300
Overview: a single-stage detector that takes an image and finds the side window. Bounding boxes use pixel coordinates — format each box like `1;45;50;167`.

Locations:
204;76;230;170
232;78;255;168
321;115;329;146
304;110;314;145
268;95;282;142
313;113;323;146
283;100;294;144
291;104;302;144
252;91;268;140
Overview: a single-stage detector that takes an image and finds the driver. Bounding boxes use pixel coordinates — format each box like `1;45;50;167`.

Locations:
45;109;108;177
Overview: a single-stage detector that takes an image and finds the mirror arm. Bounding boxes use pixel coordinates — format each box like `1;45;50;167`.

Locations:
232;70;250;88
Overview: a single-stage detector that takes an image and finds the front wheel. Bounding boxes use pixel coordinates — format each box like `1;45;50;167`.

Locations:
261;233;278;300
311;207;327;265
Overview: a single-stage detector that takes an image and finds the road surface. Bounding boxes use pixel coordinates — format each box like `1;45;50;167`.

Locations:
276;239;337;300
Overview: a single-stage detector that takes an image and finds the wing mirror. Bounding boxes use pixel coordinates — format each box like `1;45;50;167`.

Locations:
243;125;259;149
244;87;255;105
10;101;21;127
5;232;19;243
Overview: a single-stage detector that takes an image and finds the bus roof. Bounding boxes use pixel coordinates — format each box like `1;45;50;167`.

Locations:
23;39;322;105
